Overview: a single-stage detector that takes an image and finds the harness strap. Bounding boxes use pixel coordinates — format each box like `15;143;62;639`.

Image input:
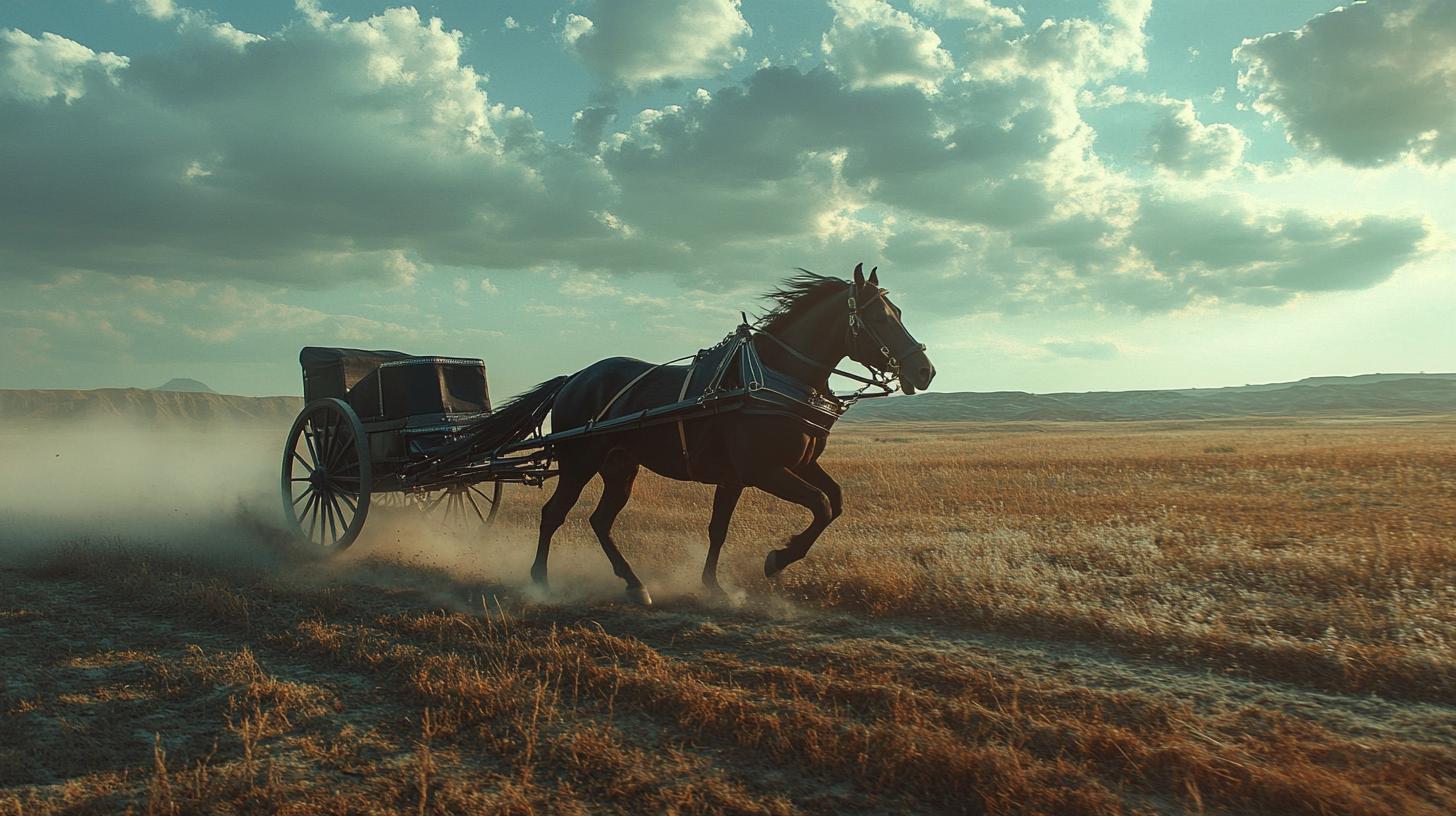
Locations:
675;357;698;481
755;327;883;386
591;355;692;425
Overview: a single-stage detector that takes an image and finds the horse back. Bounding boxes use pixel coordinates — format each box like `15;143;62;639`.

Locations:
552;357;688;431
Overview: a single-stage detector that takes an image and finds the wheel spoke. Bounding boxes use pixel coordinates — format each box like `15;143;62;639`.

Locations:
303;426;320;468
325;415;349;471
324;493;338;542
464;491;488;524
314;420;331;473
292;450;316;476
304;491;321;542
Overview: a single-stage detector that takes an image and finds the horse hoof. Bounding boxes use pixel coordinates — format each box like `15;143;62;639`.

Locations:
626;586;653;607
764;550;782;579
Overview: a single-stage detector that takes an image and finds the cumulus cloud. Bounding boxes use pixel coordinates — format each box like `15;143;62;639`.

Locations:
1;28;128;102
1236;0;1456;167
0;0;1436;330
822;0;954;91
0;9;620;286
1144;97;1248;179
1124;194;1432;308
562;0;751;91
909;0;1021;27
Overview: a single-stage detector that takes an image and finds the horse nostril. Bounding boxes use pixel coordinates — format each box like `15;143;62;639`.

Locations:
919;364;935;384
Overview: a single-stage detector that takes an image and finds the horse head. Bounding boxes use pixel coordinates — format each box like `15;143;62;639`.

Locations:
847;264;936;395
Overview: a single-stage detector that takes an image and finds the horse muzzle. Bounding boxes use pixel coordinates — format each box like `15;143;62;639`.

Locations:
899;349;935;395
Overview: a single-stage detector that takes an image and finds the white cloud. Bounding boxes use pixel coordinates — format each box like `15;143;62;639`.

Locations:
123;0;179;20
1144;97;1248;179
559;272;622;298
908;0;1021;27
0;8;621;287
822;0;955;91
563;0;751;91
1124;193;1433;307
0;29;127;103
0;0;1436;332
1236;0;1456;167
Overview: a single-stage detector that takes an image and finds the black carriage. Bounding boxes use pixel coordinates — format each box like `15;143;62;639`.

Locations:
282;347;521;552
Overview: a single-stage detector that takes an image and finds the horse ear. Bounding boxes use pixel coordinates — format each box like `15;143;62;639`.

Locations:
868;267;879;288
853;263;866;290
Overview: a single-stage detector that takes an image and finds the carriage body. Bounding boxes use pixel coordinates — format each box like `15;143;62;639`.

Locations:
282;347;507;552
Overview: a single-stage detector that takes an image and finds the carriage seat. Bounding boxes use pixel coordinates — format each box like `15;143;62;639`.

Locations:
299;347;492;423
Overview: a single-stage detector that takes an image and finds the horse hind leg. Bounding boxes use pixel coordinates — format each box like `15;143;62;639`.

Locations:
590;450;652;606
702;484;742;598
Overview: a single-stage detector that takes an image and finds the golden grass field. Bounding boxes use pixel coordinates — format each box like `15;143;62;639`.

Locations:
1;416;1453;814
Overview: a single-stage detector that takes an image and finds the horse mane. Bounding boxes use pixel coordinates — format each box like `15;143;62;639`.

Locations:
757;271;849;333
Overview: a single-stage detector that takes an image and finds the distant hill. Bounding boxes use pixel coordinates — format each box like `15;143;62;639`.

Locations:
4;372;1454;426
152;378;217;393
1170;372;1456;396
0;388;302;424
843;374;1456;423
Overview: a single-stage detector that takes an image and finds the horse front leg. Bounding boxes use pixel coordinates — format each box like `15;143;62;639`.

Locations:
702;484;743;597
794;461;843;521
749;467;835;578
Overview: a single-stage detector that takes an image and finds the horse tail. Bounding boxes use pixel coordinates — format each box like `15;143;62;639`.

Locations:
473;374;571;453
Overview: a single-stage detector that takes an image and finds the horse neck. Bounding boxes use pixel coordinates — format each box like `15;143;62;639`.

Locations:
754;297;848;391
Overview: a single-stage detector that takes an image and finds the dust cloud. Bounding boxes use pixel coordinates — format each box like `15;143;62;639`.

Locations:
0;420;722;608
0;420;282;551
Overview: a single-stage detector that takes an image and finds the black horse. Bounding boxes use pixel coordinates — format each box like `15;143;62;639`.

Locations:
493;264;934;605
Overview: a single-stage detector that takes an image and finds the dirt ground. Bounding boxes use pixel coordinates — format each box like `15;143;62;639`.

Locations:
1;417;1453;814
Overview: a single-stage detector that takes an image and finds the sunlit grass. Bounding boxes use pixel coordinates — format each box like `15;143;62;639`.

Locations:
3;417;1454;814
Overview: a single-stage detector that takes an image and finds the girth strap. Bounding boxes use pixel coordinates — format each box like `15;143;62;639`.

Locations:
676;357;697;481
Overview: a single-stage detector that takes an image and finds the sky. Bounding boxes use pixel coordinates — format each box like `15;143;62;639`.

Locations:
1;0;1452;399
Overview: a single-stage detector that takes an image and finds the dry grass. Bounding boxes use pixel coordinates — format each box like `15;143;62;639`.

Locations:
1;416;1454;814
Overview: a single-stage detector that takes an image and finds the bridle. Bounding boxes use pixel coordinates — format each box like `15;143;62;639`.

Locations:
847;285;928;376
755;282;925;400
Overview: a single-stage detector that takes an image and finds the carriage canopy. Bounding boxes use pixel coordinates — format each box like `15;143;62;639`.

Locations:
299;346;491;422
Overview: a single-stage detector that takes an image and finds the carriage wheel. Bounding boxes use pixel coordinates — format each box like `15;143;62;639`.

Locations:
412;482;505;531
282;398;372;554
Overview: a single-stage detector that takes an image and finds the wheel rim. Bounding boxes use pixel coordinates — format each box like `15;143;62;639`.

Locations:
283;399;371;552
